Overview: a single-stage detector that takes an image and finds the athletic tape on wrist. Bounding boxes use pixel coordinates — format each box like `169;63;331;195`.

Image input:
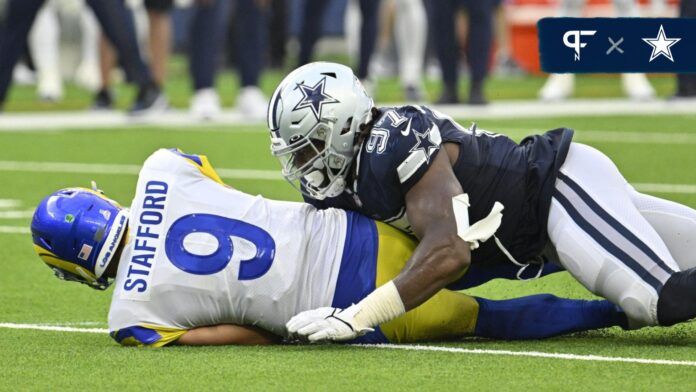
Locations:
353;280;406;328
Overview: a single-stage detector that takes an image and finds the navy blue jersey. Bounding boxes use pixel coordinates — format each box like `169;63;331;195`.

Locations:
304;105;573;265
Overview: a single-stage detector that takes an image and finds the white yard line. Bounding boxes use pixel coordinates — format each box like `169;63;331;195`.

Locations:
357;344;696;367
0;322;693;367
0;210;34;219
0;160;693;194
0;323;107;334
0;199;21;209
0;99;694;131
0;226;29;234
0;160;282;180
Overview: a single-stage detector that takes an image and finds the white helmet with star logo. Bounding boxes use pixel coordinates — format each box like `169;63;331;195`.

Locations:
268;62;374;200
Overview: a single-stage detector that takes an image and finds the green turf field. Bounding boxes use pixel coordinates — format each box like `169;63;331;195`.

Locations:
2;112;696;390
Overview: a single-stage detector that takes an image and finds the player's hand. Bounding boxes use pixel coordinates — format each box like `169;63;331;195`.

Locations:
286;305;374;343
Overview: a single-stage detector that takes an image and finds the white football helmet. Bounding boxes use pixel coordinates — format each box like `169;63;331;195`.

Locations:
268;62;374;200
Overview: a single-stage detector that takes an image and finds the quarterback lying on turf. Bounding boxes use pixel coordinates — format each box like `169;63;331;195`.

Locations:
30;148;626;346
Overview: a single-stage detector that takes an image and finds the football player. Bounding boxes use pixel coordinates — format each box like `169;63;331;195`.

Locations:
30;148;626;347
268;62;696;342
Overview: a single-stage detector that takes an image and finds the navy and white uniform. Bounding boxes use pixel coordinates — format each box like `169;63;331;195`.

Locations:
304;105;574;268
304;105;696;326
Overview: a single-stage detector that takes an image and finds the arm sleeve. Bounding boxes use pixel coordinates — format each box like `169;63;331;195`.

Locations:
110;324;187;348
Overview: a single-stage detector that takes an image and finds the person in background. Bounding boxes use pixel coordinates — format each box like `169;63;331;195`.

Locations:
674;0;696;99
372;0;427;101
0;0;166;115
145;0;173;89
188;0;269;120
298;0;381;88
428;0;496;105
94;0;172;111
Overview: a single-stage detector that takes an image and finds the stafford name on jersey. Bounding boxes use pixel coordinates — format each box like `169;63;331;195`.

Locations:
123;180;169;295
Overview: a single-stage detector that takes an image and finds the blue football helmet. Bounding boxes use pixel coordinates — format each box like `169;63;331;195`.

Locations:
31;187;129;290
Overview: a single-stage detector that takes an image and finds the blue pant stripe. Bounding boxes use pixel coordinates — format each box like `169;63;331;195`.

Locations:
557;172;675;276
552;190;664;291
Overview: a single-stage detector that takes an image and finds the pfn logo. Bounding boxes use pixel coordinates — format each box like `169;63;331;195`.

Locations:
563;30;597;61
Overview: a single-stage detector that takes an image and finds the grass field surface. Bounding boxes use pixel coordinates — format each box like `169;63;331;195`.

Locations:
2;108;696;389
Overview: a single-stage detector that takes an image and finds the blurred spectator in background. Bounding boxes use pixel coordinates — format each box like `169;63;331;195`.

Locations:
94;0;173;110
188;0;269;120
539;0;656;101
372;0;427;101
0;0;165;114
429;0;496;105
298;0;380;85
675;0;696;99
493;1;523;76
268;0;287;69
146;0;173;88
11;0;100;101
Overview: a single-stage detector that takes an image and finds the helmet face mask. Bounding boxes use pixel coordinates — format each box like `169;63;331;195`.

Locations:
31;187;129;290
272;120;350;199
268;62;373;200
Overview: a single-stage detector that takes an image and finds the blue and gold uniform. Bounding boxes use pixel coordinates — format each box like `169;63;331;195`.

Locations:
108;149;483;347
106;149;622;347
333;213;479;343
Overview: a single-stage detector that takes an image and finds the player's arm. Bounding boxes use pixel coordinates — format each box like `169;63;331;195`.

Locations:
287;147;475;343
393;149;471;309
176;324;280;346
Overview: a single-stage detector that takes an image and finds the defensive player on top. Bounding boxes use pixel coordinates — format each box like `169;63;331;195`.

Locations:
268;62;696;341
30;148;626;347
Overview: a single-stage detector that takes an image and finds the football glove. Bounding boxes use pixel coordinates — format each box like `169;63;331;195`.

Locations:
286;305;374;343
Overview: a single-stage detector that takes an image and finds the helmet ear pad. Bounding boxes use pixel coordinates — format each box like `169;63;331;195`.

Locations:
30;188;129;290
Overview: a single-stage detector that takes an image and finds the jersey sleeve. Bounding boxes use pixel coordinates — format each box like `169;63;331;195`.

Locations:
110;324;187;348
367;106;443;194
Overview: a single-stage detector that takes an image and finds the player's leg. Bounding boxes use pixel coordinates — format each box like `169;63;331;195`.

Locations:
430;0;459;103
373;222;625;342
297;0;329;66
628;188;696;270
29;1;63;101
356;0;380;80
0;0;45;108
188;0;230;119
85;0;166;114
144;0;173;87
549;143;696;327
234;0;269;120
394;0;426;99
460;0;495;104
74;5;101;92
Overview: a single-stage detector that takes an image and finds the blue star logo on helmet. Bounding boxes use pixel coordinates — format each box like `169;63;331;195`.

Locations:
292;77;339;121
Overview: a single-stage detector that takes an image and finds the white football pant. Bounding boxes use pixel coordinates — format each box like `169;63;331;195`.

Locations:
548;143;696;327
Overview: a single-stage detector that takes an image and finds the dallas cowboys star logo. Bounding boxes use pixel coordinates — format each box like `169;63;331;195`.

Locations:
642;25;681;63
410;126;439;164
292;77;339;120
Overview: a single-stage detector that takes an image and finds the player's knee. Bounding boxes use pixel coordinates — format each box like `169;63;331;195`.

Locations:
657;268;696;326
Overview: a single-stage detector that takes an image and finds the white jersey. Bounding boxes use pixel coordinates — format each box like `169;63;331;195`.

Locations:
108;149;348;345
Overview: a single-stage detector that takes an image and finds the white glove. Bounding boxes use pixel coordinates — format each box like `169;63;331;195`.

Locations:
452;194;504;250
286;305;374;343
